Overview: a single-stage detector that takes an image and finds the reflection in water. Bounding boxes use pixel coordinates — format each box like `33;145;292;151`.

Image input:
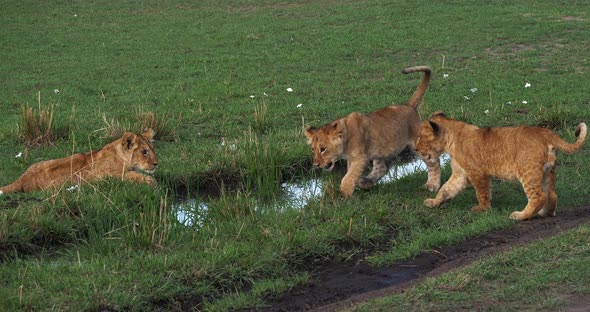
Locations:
381;154;450;184
280;179;323;210
175;154;450;226
175;199;208;227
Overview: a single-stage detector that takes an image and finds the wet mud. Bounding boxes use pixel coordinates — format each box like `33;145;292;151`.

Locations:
241;204;590;312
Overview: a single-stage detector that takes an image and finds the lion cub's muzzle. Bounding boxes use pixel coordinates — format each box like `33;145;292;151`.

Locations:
139;162;158;175
315;161;335;171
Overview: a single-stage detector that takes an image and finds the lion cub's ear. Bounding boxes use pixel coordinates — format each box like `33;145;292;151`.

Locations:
121;132;139;150
141;128;156;142
304;126;317;139
430;111;446;118
428;121;441;136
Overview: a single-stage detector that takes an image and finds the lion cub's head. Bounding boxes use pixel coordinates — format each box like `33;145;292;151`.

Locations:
416;113;447;162
304;120;345;171
118;128;159;174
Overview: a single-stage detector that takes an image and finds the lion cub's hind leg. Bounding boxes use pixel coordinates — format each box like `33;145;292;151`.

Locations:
538;148;558;217
358;159;388;190
469;173;492;212
510;168;546;221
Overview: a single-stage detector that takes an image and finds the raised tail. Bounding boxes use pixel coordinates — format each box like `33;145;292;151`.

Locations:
401;65;432;109
550;122;587;154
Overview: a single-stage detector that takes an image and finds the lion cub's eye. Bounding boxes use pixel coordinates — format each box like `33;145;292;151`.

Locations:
320;147;326;154
142;149;149;157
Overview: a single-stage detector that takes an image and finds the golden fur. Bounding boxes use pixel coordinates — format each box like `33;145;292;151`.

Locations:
304;66;441;198
415;112;587;220
0;129;159;194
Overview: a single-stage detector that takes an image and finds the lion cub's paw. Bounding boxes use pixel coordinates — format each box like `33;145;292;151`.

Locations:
509;211;526;220
471;205;489;212
423;198;437;208
340;188;353;198
358;178;376;190
144;175;157;185
423;182;440;192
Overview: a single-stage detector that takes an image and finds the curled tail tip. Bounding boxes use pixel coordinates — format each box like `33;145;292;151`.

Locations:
575;122;587;138
401;65;432;74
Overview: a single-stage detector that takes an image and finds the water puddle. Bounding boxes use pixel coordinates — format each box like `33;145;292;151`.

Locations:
174;154;450;227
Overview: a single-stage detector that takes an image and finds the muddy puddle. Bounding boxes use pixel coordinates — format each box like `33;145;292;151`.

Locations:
174;154;450;227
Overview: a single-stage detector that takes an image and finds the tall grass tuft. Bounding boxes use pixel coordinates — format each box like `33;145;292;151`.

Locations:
17;92;55;147
127;196;175;249
240;128;286;200
99;113;126;140
134;110;177;142
99;110;176;142
253;96;268;134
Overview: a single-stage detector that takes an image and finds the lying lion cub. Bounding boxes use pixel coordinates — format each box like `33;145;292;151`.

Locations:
416;112;587;220
304;66;441;198
0;129;158;194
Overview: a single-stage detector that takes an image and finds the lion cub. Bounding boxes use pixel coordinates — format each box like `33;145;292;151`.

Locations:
0;129;158;194
415;112;587;220
304;66;441;198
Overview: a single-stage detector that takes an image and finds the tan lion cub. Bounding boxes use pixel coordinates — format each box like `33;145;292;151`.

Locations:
415;112;587;220
0;129;158;194
304;66;441;198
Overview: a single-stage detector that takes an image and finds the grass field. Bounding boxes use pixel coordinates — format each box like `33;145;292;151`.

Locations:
0;0;589;310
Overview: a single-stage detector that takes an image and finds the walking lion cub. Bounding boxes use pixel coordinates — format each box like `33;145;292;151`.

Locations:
0;129;158;194
415;112;587;220
304;66;441;198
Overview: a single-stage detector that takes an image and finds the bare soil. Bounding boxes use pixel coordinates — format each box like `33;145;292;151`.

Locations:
241;205;590;312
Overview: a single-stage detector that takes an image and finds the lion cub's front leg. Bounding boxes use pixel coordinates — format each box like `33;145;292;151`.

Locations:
340;158;367;198
422;157;441;192
124;171;157;185
424;161;468;208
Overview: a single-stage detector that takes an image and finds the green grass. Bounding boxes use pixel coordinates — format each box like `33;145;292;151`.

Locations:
1;0;589;310
350;224;590;312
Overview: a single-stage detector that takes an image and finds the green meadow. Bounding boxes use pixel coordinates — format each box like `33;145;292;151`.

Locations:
1;0;589;310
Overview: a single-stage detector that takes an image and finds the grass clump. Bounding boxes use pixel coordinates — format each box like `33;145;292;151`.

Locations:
16;93;55;148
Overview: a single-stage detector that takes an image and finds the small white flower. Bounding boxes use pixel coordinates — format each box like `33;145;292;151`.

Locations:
470;88;478;93
484;109;490;115
0;190;3;196
522;100;528;104
220;137;226;146
463;96;470;100
297;103;303;108
506;101;512;105
525;82;531;88
249;95;255;99
443;73;449;78
229;144;237;151
66;184;79;192
15;152;22;158
54;89;60;94
263;92;268;96
286;88;293;92
74;14;78;17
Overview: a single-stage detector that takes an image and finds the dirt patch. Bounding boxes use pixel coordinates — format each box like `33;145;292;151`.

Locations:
240;205;590;312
